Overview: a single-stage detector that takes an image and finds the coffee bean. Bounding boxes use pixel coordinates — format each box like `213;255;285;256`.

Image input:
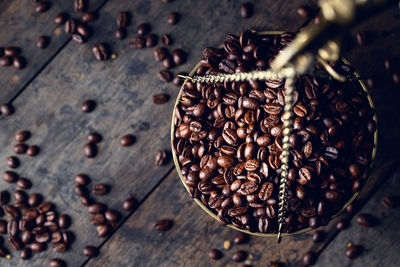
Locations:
145;34;158;48
28;193;42;207
115;28;127;40
154;150;167;166
155;219;173;231
346;245;363;259
355;213;376;227
54;13;68;25
53;242;67;253
14;143;28;154
62;231;73;244
87;132;102;143
80;196;92;206
13;56;26;69
232;250;246;262
167;12;180;25
162;56;174;69
173;72;185;86
120;134;135;147
92;43;109;60
154;47;167;61
356;31;367;45
393;73;400;84
21;230;33;244
117;11;130;28
51;231;63;243
36;36;50;49
50;258;66;267
381;196;395;209
8;236;23;250
336;219;347;230
7;156;20;169
81;99;96;113
83;245;98;258
137;23;151;36
97;224;112;238
90;213;105;226
26;145;40;157
208;248;222;260
161;34;171;46
312;230;324;242
7;220;18;236
0;56;13;67
158;70;172;83
129;37;145;49
302;251;316;266
15;130;30;142
76;26;89;40
233;233;248;244
92;184;109;195
88;203;106;214
75;174;89;186
153;93;170;104
35;1;51;13
172;49;186;65
58;214;70;229
75;185;88;196
14;190;27;203
3;171;18;183
74;0;87;12
0;219;7;234
37;201;53;213
65;19;77;35
15;178;31;190
82;12;97;22
122;197;136;211
30;241;45;252
84;143;97;158
297;5;312;18
4;47;19;56
240;3;253;19
0;191;10;205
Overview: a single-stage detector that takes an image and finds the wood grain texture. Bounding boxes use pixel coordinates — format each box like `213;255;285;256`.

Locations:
0;0;106;104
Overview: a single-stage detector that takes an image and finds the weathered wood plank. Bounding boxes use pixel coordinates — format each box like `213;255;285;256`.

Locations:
0;0;106;104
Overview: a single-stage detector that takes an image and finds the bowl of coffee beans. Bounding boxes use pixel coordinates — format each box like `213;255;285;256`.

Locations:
171;30;377;236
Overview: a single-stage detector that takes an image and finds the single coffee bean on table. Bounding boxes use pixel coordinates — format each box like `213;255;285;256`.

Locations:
154;219;173;231
13;56;26;70
117;11;130;28
158;70;172;83
88;132;102;143
82;12;97;22
208;248;222;260
153;93;170;104
75;173;90;185
120;135;135;147
7;156;20;169
15;130;31;142
81;99;96;113
161;34;172;46
54;13;68;25
49;258;66;267
35;1;51;13
92;184;109;195
0;56;13;67
173;31;376;233
232;250;246;262
83;245;99;258
115;28;127;40
154;47;167;61
145;34;158;48
1;103;14;115
37;36;50;49
355;213;376;227
122;197;136;211
302;251;316;265
129;37;145;49
240;3;253;19
92;44;109;61
26;145;40;156
346;245;363;259
381;196;395;209
155;150;167;166
84;143;97;158
74;0;87;12
137;23;151;36
233;232;248;244
65;19;77;35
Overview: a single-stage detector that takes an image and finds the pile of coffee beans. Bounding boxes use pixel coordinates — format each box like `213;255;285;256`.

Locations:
173;30;376;233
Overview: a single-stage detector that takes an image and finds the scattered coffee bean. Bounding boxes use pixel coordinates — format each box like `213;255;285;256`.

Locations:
74;0;87;12
240;3;253;19
392;73;400;84
3;171;18;183
0;219;7;234
0;56;13;67
14;190;28;203
92;184;109;195
104;210;120;224
54;13;68;25
53;242;67;253
16;178;31;189
163;56;174;69
81;196;93;206
129;37;145;49
37;36;50;49
155;219;173;231
172;49;186;65
30;241;45;252
232;250;246;262
92;44;109;61
7;156;20;169
346;204;354;213
115;28;127;40
153;93;170;104
75;185;89;196
13;56;26;69
97;224;112;237
167;12;180;25
302;251;316;266
297;5;312;18
162;0;172;3
88;203;106;214
83;245;98;258
172;72;185;86
117;11;130;28
233;233;248;244
81;99;96;113
50;258;66;267
88;132;102;143
26;145;40;157
65;19;77;35
384;58;392;72
122;197;136;211
82;12;97;22
155;150;167;166
336;219;347;230
14;143;28;154
161;34;172;46
208;248;222;260
0;191;10;205
1;103;14;115
154;47;167;61
312;230;324;243
355;213;376;227
120;135;135;147
146;34;158;48
35;1;51;13
90;213;105;226
137;23;151;36
75;174;90;185
15;130;31;142
20;247;31;260
72;34;85;44
58;214;70;229
37;201;53;213
346;245;363;259
158;70;172;83
381;196;395;209
4;47;19;57
28;193;42;207
77;24;90;38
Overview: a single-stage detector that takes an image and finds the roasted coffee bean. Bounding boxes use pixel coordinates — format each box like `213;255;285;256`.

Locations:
392;73;400;84
37;36;50;49
346;245;363;259
51;231;63;243
75;185;88;197
158;70;172;83
153;93;170;104
161;34;171;46
83;245;98;257
82;11;97;22
155;150;167;166
0;219;7;234
302;251;316;266
88;203;106;214
381;196;395;209
355;213;376;227
122;197;136;211
16;178;31;189
146;34;158;47
50;258;66;267
14;190;27;203
3;171;18;183
35;1;51;13
30;241;45;252
155;219;173;231
37;201;53;213
81;99;96;113
137;23;151;36
297;5;312;18
92;184;109;195
129;37;145;49
13;56;26;69
312;230;324;242
208;248;222;260
97;224;112;237
4;47;19;56
0;191;10;205
54;13;68;25
36;232;50;243
92;44;108;60
53;242;67;253
87;132;102;143
65;19;77;35
80;196;93;206
77;24;89;38
154;47;167;61
28;194;42;207
74;0;86;12
26;145;39;157
356;31;367;45
0;56;13;67
117;11;130;28
84;143;97;158
90;213;105;226
233;233;248;244
172;49;186;65
162;56;174;69
240;3;253;19
120;135;135;147
14;143;28;154
58;214;70;229
15;130;30;142
104;210;120;224
75;174;90;185
336;219;347;230
7;220;18;236
62;231;73;244
232;250;246;262
167;12;180;25
115;28;127;40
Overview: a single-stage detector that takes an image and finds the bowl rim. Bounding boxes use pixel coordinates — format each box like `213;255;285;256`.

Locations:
170;31;378;237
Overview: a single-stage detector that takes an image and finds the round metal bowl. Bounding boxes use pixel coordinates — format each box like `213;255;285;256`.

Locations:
170;31;378;237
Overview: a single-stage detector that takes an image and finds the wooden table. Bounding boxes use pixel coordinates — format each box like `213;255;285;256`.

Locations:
0;1;399;266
